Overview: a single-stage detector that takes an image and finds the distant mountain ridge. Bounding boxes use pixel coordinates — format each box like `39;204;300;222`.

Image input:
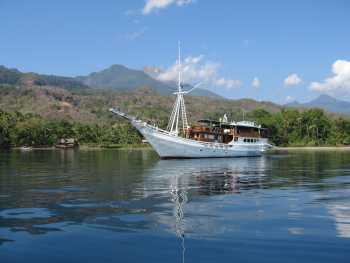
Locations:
0;65;88;90
0;64;221;98
286;94;350;115
77;64;222;98
2;65;349;116
76;64;174;95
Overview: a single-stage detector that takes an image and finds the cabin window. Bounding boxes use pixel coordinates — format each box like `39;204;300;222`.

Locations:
234;137;238;142
243;139;247;142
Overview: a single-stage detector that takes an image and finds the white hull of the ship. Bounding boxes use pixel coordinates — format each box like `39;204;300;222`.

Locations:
132;121;270;158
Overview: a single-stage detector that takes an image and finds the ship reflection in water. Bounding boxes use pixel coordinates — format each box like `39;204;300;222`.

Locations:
0;149;350;263
141;157;267;262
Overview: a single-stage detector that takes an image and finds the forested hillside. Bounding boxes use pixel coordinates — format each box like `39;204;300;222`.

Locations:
0;65;350;148
0;65;88;90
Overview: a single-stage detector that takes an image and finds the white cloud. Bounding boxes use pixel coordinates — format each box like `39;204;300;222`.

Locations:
215;78;242;90
144;65;163;78
156;55;215;83
152;54;241;90
142;0;194;15
284;73;302;86
285;96;295;103
252;77;260;88
310;60;350;99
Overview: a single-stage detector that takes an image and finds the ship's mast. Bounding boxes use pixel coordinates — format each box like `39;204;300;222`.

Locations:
167;42;189;136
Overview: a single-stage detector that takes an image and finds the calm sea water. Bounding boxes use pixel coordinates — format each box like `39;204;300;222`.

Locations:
0;149;350;263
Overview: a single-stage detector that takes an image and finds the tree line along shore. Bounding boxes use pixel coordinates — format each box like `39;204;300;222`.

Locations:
1;107;350;149
0;110;142;149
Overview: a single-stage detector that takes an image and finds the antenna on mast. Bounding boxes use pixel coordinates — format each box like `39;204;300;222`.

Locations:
167;42;205;136
167;41;190;136
178;41;181;90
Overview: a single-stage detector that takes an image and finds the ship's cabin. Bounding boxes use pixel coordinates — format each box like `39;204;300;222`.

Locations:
186;119;267;144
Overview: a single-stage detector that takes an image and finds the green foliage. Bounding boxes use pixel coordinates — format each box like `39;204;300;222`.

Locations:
38;75;87;90
1;104;350;149
0;110;15;148
0;111;142;148
250;108;350;146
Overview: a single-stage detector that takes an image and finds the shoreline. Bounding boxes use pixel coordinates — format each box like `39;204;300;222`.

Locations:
7;145;350;151
9;144;152;151
273;146;350;151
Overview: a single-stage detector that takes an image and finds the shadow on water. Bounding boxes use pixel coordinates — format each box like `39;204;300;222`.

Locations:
0;149;350;262
0;149;159;235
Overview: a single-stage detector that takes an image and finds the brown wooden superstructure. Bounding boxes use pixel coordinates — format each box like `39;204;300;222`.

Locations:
185;119;267;144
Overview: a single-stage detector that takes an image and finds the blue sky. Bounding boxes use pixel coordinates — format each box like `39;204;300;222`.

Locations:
1;0;350;103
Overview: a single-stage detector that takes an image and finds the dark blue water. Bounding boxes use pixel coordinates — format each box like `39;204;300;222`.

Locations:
0;149;350;262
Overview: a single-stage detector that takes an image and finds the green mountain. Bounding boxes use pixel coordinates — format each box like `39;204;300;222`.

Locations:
76;64;174;95
77;64;222;98
0;65;88;91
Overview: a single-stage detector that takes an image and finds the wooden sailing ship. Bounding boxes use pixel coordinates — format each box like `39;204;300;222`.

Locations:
110;43;272;158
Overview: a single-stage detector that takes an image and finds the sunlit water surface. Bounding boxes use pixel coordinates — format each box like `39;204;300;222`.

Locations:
1;149;350;262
